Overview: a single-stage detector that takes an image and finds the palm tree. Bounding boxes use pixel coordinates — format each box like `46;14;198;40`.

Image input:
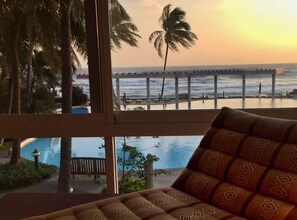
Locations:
149;4;198;100
1;0;140;189
110;0;141;50
57;0;74;193
0;0;60;164
0;1;25;164
21;1;60;112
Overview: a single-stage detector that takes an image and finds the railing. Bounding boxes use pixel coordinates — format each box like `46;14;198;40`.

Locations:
71;157;106;178
113;68;280;110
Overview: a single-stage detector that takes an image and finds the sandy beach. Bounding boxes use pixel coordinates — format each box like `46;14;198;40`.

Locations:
122;97;297;111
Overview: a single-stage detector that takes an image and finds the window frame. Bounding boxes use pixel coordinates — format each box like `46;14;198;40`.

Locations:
1;0;297;193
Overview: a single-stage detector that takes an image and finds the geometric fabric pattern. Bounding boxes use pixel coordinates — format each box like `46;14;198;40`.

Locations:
173;107;297;219
24;107;297;219
23;188;246;220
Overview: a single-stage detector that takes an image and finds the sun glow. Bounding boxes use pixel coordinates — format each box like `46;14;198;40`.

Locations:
111;0;297;67
220;0;297;48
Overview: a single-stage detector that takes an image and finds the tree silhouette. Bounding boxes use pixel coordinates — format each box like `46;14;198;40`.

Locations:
149;4;197;100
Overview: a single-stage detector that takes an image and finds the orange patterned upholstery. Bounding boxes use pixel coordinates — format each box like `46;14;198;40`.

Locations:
173;107;297;219
24;107;297;219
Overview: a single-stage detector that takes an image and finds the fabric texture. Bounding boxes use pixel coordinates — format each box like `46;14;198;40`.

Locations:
173;107;297;219
24;188;245;220
24;107;297;219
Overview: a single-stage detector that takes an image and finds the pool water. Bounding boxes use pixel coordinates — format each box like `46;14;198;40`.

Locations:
21;136;202;169
71;107;89;114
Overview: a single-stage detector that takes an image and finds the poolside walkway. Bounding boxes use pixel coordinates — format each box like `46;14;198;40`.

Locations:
0;168;182;198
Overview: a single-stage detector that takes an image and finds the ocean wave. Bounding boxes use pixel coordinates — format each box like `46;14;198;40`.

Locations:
75;64;297;99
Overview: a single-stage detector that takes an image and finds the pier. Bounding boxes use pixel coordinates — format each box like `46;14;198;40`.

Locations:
113;68;281;110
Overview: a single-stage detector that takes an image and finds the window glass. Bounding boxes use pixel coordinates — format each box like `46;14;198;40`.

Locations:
20;135;202;192
110;0;297;111
0;1;90;114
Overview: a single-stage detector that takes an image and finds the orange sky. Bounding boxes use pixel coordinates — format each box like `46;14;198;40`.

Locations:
76;0;297;67
84;0;297;68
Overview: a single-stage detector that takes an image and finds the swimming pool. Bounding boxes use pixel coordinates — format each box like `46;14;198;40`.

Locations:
21;136;202;169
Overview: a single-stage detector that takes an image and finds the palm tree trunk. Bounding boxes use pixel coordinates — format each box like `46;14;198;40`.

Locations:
30;71;36;103
57;0;73;193
160;44;169;101
10;22;21;165
25;45;33;112
1;76;14;148
7;76;13;114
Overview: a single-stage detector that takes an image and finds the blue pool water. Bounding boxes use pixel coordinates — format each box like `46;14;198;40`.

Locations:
21;136;202;169
71;107;89;114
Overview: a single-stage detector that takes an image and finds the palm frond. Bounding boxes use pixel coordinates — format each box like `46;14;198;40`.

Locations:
159;4;172;24
149;31;163;43
154;34;164;58
110;0;141;50
150;4;198;59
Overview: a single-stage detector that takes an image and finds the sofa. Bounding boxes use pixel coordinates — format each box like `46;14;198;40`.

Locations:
25;107;297;219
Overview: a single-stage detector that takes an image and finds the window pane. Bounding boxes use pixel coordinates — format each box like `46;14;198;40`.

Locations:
19;135;202;191
0;1;90;115
110;0;297;111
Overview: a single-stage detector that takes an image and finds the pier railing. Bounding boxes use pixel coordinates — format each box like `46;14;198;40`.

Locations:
113;68;280;110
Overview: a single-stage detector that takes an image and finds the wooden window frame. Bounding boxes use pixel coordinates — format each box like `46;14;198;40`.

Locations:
0;0;297;193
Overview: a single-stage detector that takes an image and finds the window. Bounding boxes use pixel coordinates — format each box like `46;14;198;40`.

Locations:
110;0;297;111
1;0;297;194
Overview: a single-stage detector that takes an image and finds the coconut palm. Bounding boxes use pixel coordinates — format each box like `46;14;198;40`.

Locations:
57;0;74;193
0;0;61;164
1;0;140;189
110;0;141;50
149;4;197;100
20;1;60;112
0;1;26;164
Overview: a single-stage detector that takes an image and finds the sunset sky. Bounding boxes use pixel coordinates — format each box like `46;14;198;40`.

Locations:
93;0;297;68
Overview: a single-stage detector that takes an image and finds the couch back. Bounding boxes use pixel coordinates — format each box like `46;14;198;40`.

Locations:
172;107;297;219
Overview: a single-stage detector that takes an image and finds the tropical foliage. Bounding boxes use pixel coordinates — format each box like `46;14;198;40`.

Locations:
110;0;141;50
114;135;168;193
0;159;56;189
72;86;88;106
0;0;141;192
149;4;198;100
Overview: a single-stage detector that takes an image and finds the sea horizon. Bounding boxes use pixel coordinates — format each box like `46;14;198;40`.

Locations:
77;62;297;73
74;63;297;101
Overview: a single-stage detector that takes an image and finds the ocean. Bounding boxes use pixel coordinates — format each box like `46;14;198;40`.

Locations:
74;63;297;100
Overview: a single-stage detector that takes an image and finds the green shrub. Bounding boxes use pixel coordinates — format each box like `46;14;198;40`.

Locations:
100;176;145;194
0;159;57;189
0;141;13;151
119;176;145;193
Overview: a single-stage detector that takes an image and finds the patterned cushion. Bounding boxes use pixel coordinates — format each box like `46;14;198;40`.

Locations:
24;187;245;220
24;107;297;219
173;107;297;219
